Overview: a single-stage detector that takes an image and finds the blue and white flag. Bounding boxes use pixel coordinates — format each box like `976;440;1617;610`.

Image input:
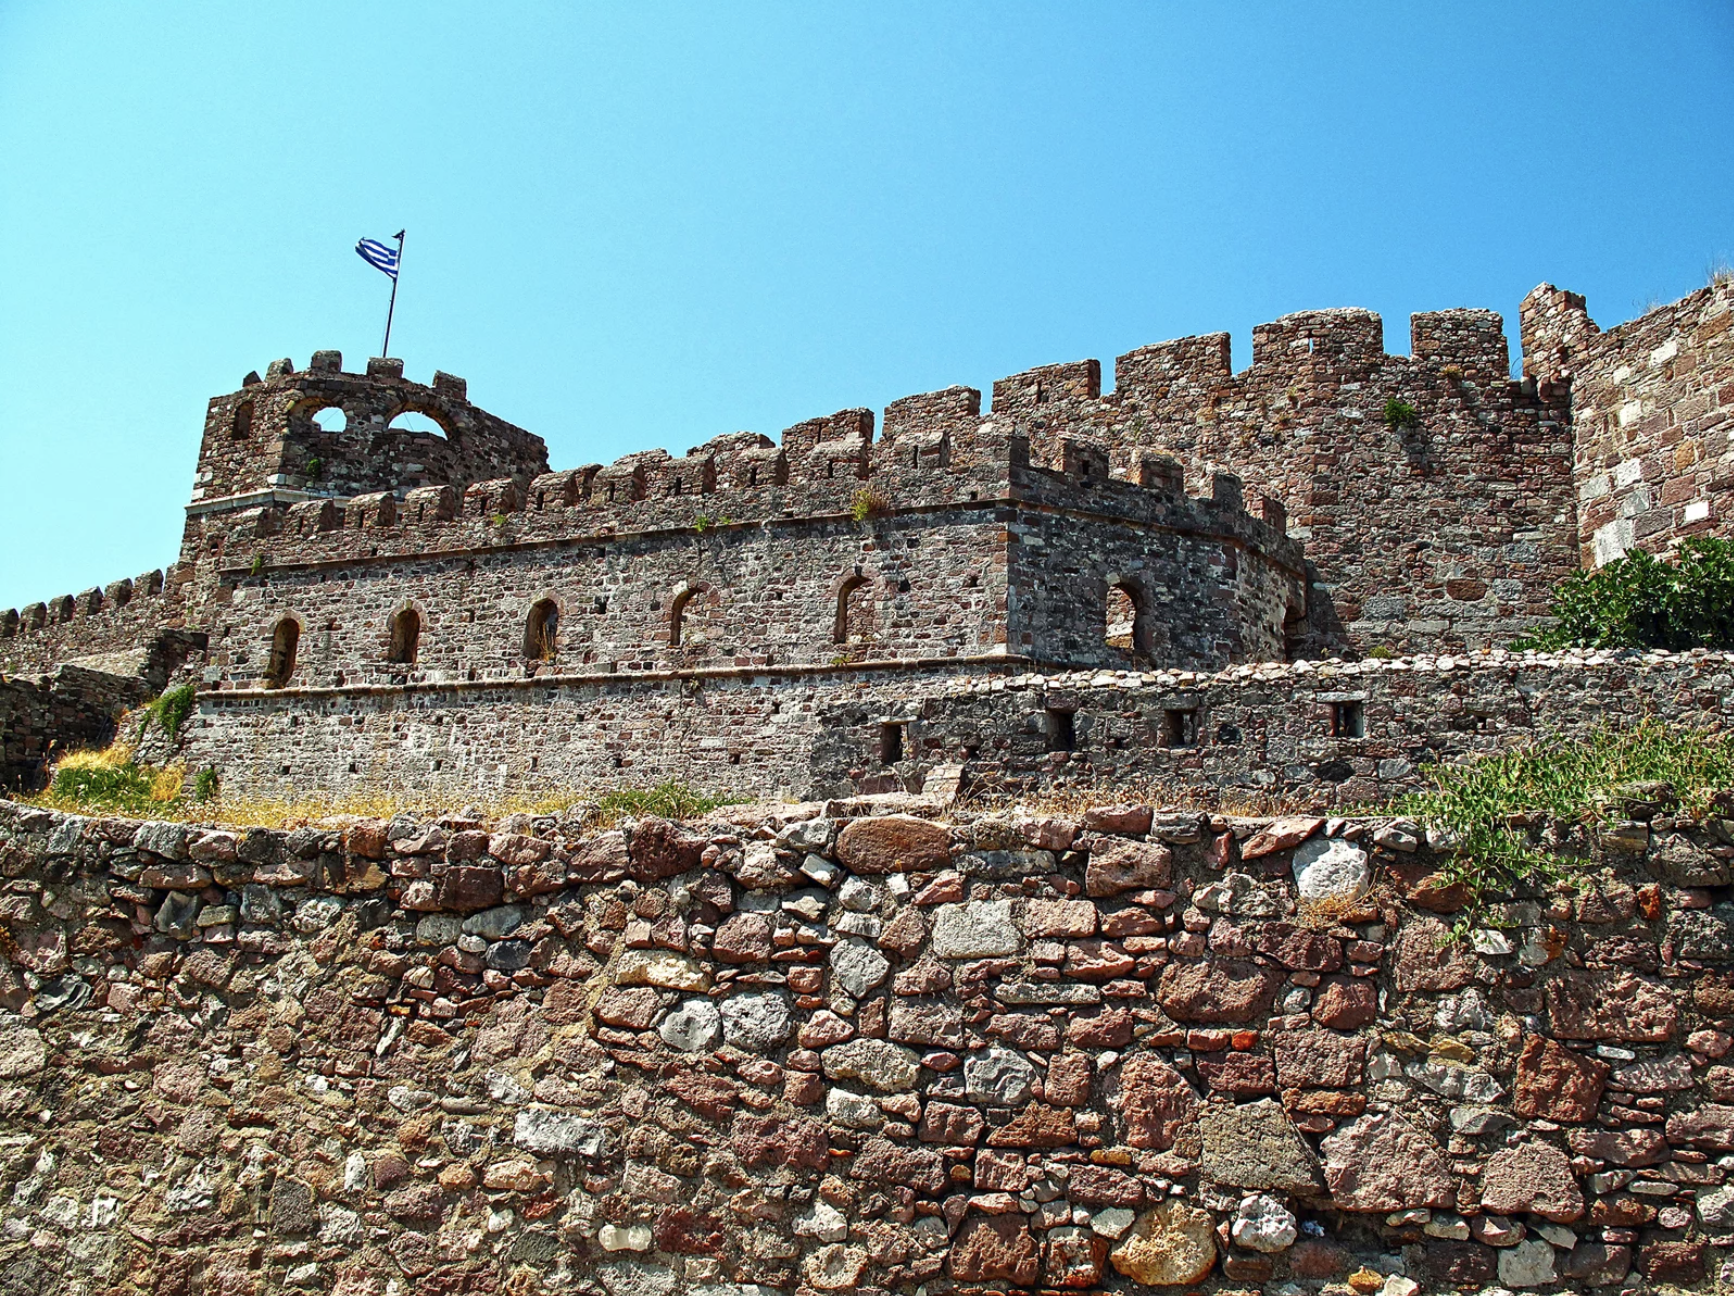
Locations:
355;235;401;279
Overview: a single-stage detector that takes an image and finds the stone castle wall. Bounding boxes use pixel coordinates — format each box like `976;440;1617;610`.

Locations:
1521;280;1734;567
0;569;184;678
176;648;1734;808
2;794;1733;1293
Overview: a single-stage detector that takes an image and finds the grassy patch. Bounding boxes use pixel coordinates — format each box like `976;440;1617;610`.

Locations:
38;745;186;817
850;487;891;522
1392;721;1734;930
593;780;744;826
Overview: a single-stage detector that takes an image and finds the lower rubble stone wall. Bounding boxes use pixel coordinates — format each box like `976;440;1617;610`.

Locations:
5;794;1734;1292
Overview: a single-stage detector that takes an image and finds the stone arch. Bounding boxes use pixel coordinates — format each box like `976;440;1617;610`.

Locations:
264;615;301;688
831;569;879;646
669;581;712;648
386;404;453;439
524;597;561;662
1104;574;1153;657
387;603;422;665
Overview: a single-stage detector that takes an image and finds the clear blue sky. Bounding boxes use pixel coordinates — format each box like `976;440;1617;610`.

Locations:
2;2;1731;611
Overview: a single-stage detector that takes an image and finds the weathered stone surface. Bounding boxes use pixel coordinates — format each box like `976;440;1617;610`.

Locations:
712;911;773;963
1109;1201;1217;1286
1390;917;1476;993
732;1112;830;1169
828;940;889;996
965;1047;1037;1106
1547;969;1679;1041
849;1137;945;1192
1498;1238;1557;1287
1312;976;1377;1029
835;815;950;874
949;1215;1040;1285
930;900;1021;958
1513;1035;1608;1122
1665;1103;1734;1150
821;1037;922;1091
1239;816;1323;859
627;818;704;880
1084;837;1172;897
719;992;792;1050
1291;835;1370;901
1121;1053;1199;1151
1199;1098;1323;1193
1321;1110;1456;1211
1156;958;1281;1022
658;998;720;1052
1231;1193;1297;1253
0;1024;45;1078
514;1108;610;1158
1274;1031;1365;1089
888;997;963;1048
1480;1140;1584;1221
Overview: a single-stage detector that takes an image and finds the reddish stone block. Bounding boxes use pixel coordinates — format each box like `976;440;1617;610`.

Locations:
1513;1036;1608;1122
949;1215;1041;1286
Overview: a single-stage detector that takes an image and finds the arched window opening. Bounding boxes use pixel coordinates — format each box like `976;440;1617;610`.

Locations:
232;400;254;440
834;575;871;645
1283;604;1308;662
386;409;450;438
525;599;559;662
670;585;708;648
388;608;420;664
264;618;299;688
748;466;759;487
312;406;348;433
1106;582;1145;654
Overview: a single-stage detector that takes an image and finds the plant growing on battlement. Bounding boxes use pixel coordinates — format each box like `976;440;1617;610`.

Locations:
693;514;713;533
1393;722;1734;936
304;456;323;480
1440;364;1464;381
1382;399;1420;432
1708;257;1733;288
249;554;265;577
1514;537;1734;651
1364;644;1396;660
146;683;197;743
850;487;891;522
490;513;509;528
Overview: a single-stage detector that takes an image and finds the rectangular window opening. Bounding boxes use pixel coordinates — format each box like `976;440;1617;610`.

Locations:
1162;708;1200;748
1331;700;1366;739
879;722;905;766
1044;708;1076;753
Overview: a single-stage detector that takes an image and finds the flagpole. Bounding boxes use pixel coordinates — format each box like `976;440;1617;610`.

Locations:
381;229;405;358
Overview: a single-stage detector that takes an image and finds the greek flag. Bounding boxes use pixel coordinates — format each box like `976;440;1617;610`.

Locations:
355;236;401;279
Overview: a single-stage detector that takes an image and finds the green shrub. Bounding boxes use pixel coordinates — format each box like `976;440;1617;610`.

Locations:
593;780;742;825
1383;399;1419;432
850;487;890;522
1394;721;1734;931
147;684;197;742
1515;537;1734;651
193;766;220;802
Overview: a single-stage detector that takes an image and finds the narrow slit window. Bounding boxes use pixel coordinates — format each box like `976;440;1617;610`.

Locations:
879;722;905;766
1162;708;1199;748
1044;708;1076;753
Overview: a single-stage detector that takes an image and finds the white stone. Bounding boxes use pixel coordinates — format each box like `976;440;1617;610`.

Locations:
1090;1206;1136;1239
821;1037;922;1091
599;1224;655;1253
719;992;792;1051
1470;929;1513;956
793;1200;848;1243
1699;1183;1734;1228
825;1089;883;1129
1497;1238;1556;1287
931;901;1022;958
659;998;720;1052
1687;500;1712;524
965;1048;1036;1106
513;1108;611;1158
1230;1193;1297;1253
1291;837;1370;902
829;940;890;997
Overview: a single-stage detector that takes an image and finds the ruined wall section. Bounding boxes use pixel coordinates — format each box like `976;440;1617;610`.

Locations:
0;797;1730;1293
1521;281;1734;566
191;353;548;508
972;309;1579;654
0;569;188;678
0;666;158;791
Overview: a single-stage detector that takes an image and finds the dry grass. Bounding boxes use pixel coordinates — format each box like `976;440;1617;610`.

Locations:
22;740;742;831
960;777;1316;820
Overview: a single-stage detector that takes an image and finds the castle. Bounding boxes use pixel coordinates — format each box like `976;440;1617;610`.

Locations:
3;278;1731;801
